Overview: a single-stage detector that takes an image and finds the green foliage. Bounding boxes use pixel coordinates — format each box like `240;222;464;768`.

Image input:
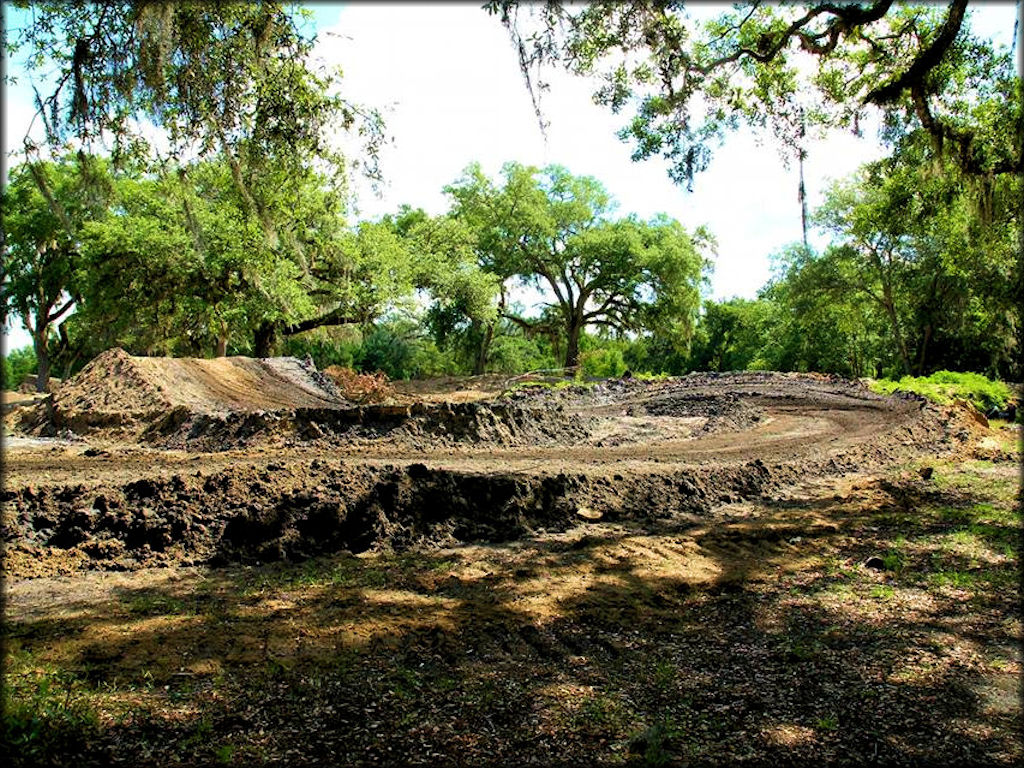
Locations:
490;2;1020;187
445;161;711;368
581;345;627;379
687;298;774;373
1;154;114;387
486;331;560;375
1;662;100;767
8;2;382;181
813;136;1019;378
870;371;1016;413
281;327;362;371
754;244;890;378
354;318;453;380
2;345;38;390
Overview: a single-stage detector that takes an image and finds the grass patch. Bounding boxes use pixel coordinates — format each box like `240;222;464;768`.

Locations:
1;657;100;764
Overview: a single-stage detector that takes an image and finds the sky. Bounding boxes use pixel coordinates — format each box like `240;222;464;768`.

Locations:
2;1;1019;351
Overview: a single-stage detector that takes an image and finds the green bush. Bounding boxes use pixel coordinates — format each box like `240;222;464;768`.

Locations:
2;345;37;390
870;370;1016;413
486;334;559;375
581;347;627;378
281;334;360;370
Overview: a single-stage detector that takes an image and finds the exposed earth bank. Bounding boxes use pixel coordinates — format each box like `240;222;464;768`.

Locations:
3;352;996;579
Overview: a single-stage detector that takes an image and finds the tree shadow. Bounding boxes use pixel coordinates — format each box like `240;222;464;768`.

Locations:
4;471;1020;766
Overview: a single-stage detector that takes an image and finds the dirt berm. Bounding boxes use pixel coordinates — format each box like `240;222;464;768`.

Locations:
5;350;999;578
18;348;589;449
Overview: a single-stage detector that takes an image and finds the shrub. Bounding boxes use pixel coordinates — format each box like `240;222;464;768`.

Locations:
869;370;1016;414
581;347;627;378
2;345;38;390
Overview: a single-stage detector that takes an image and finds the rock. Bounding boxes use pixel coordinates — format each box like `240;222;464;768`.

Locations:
864;556;885;570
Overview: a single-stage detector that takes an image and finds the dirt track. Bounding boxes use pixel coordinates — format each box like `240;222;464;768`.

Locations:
2;356;984;579
3;356;1019;767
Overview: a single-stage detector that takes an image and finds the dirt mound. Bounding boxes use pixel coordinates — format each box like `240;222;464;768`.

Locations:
2;457;785;576
24;348;347;436
143;400;593;451
3;370;997;578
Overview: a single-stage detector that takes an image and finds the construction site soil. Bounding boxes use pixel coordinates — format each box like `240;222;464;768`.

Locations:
2;349;991;580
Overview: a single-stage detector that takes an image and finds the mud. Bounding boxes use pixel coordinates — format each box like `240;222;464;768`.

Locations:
139;400;594;451
3;360;991;579
2;458;788;578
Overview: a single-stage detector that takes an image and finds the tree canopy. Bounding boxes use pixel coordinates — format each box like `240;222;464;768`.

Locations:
1;153;113;389
486;1;1022;186
446;162;712;367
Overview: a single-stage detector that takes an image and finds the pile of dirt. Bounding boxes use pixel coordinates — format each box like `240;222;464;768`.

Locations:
3;373;997;578
1;457;784;576
642;390;764;434
20;348;348;437
143;400;594;451
16;349;593;451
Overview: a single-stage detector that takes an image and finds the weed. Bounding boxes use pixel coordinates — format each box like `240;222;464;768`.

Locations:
870;585;894;600
652;660;676;692
881;551;903;572
127;593;190;616
928;570;975;589
815;714;840;731
1;666;100;766
785;640;820;662
575;693;630;731
215;743;237;764
868;371;1014;414
628;717;680;766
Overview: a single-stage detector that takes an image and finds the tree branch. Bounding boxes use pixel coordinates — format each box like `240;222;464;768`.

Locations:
864;0;968;106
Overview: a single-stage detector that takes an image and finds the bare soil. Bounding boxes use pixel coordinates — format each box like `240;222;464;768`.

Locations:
2;353;1019;766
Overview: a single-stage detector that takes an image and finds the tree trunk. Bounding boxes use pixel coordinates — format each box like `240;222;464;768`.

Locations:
474;321;494;376
878;282;912;377
216;321;230;357
253;322;278;358
915;323;932;377
564;318;583;369
33;329;51;393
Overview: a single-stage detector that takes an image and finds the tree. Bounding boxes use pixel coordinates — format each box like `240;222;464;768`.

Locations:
446;162;712;368
7;2;382;177
688;298;773;373
487;1;1022;187
396;210;501;375
814;143;1018;377
7;3;386;353
756;244;891;377
70;157;427;358
1;154;113;389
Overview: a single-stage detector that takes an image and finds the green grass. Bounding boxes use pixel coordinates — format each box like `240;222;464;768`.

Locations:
868;370;1016;414
1;657;100;764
